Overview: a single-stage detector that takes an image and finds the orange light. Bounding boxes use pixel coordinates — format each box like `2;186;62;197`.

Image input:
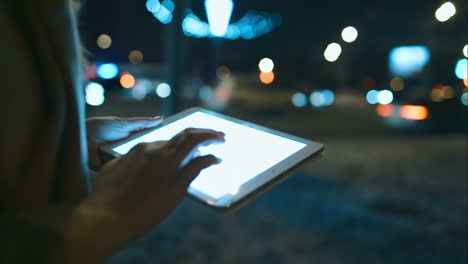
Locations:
259;71;275;84
463;78;468;87
120;73;136;88
400;105;429;120
376;104;394;117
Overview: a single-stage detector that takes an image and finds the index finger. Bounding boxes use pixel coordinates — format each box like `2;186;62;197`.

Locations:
168;128;225;163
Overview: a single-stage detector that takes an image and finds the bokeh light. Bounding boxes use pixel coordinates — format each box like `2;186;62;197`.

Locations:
291;93;307;108
463;44;468;57
85;82;105;106
216;65;231;80
341;26;358;43
156;83;171;98
376;104;394;117
321;90;335;106
463;78;468;87
120;73;136;89
377;90;393;105
442;86;454;99
454;58;467;80
366;90;379;104
362;77;376;90
435;2;456;22
431;85;444;102
400;105;429;120
390;77;405;91
97;63;118;79
461;93;468;106
259;71;275;84
205;0;234;36
96;34;112;49
258;58;274;73
310;91;325;107
389;46;430;77
129;50;144;64
324;43;342;62
147;0;174;24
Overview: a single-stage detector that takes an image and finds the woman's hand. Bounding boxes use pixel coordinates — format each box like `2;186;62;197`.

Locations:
86;116;164;170
67;128;225;263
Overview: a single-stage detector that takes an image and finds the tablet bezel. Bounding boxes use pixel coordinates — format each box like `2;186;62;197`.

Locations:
99;107;324;211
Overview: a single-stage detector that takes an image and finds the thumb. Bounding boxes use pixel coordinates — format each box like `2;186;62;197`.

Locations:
117;116;164;133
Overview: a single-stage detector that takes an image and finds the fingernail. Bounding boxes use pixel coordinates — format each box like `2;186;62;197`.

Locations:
153;116;163;120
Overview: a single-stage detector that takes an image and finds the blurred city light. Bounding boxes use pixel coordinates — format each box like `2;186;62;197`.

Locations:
85;82;105;106
366;90;379;104
435;2;456;22
146;0;174;24
96;34;112;49
120;73;136;89
97;63;118;79
129;50;144;64
390;77;405;91
431;85;444;102
442;86;454;99
324;43;342;62
400;105;429;120
258;58;274;73
463;78;468;87
454;58;467;79
182;10;282;40
376;104;394;117
321;90;335;106
205;0;234;37
291;93;307;108
461;93;468;106
389;46;430;77
463;45;468;57
362;77;376;90
310;91;325;107
216;65;231;81
341;26;358;43
259;71;275;84
377;90;393;105
156;83;171;98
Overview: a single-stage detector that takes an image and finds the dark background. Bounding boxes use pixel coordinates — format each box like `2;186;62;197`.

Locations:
78;1;466;263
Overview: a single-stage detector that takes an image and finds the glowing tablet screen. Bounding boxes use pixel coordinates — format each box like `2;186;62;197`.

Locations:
113;111;306;200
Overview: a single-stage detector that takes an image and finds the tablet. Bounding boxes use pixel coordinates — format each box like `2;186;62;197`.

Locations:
100;107;324;211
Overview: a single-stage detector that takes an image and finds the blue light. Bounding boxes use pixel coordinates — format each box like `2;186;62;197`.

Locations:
322;90;335;106
205;0;234;37
97;63;118;79
291;93;307;108
310;91;325;107
389;46;430;77
146;0;173;24
181;10;282;40
366;90;379;104
454;58;467;80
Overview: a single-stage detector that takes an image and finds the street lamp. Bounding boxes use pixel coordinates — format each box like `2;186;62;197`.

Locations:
205;0;234;37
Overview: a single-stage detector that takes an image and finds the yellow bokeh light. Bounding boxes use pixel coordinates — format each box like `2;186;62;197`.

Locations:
97;34;112;49
120;73;136;88
463;78;468;87
442;86;454;99
259;71;275;84
129;50;144;64
390;77;404;91
400;105;429;120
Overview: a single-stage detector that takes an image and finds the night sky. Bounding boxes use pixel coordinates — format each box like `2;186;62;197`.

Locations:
78;0;467;87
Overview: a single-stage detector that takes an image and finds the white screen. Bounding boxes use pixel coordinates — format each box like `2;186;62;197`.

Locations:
113;111;306;200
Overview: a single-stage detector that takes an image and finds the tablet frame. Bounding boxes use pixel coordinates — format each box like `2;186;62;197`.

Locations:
99;107;324;212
